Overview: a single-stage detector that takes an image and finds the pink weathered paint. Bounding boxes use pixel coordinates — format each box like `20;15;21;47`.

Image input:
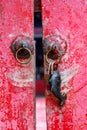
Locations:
0;0;35;130
42;0;87;129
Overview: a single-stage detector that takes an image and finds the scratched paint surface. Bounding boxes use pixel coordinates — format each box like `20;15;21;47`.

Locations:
42;0;87;129
0;0;35;130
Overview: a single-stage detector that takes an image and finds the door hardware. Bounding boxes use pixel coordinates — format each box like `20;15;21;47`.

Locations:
10;35;35;64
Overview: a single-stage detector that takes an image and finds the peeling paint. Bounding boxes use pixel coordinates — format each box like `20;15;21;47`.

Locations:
61;64;80;93
6;65;34;87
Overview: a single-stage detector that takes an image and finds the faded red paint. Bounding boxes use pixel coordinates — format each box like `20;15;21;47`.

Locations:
42;0;87;129
0;1;35;130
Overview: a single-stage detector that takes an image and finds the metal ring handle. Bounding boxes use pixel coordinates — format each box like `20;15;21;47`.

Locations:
44;34;67;64
45;49;61;64
15;47;32;64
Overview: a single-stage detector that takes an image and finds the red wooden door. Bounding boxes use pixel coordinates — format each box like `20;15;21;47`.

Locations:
42;0;87;129
0;1;35;130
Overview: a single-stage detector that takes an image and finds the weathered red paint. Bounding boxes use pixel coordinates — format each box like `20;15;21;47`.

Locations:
0;1;35;130
42;0;87;129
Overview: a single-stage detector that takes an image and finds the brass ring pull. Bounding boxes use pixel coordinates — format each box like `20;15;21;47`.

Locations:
44;35;67;65
10;35;34;64
15;47;32;64
45;49;61;64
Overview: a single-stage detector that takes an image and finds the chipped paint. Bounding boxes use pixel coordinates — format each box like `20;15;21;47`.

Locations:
61;64;80;93
6;63;34;87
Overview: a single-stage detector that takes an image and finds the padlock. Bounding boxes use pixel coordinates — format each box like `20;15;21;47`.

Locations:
44;35;67;106
49;66;67;106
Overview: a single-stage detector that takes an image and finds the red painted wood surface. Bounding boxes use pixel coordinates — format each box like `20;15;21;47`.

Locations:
42;0;87;129
0;1;35;130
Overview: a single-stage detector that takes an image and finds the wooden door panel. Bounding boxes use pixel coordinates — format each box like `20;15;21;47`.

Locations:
42;0;87;129
0;1;35;130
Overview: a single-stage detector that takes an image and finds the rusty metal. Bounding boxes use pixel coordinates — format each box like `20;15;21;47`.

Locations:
44;35;67;64
10;35;34;64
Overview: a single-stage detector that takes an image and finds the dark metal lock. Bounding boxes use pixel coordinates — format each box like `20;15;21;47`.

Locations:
10;35;34;64
44;34;67;64
44;34;67;106
49;67;67;106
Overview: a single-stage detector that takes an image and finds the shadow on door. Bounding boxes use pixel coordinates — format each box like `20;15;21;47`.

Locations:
34;0;47;130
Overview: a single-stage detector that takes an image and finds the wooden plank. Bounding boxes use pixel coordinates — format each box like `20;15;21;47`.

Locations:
0;0;35;130
42;0;87;129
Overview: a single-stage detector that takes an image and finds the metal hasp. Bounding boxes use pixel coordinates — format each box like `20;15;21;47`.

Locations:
10;35;34;64
44;35;67;106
